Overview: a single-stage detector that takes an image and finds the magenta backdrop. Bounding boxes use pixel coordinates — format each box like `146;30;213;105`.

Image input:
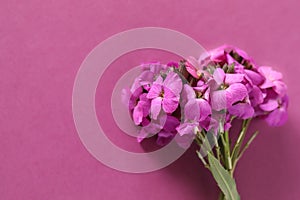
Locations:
1;0;300;199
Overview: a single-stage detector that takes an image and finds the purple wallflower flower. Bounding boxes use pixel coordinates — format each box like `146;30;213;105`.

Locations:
258;66;287;97
260;95;289;126
210;68;248;111
147;71;183;119
175;84;212;147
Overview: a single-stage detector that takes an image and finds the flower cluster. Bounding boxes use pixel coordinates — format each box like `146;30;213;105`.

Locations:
125;45;288;147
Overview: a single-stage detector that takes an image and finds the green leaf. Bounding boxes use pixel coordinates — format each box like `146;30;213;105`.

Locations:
207;152;240;200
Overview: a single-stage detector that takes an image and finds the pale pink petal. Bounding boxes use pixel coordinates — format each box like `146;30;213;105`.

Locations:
211;90;227;111
260;80;275;89
273;80;287;97
150;97;162;119
162;97;179;113
138;71;154;85
147;84;162;99
163;71;183;96
259;99;279;112
133;104;143;125
175;122;198;149
130;78;143;94
184;99;200;121
258;66;282;80
225;73;244;84
213;68;225;85
182;84;196;101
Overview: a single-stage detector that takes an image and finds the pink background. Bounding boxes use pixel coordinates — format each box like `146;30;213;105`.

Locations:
1;0;300;199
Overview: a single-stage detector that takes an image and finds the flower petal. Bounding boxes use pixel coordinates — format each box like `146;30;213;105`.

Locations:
156;131;175;146
225;73;244;85
150;97;162;119
133;104;143;125
147;83;162;99
226;83;248;106
228;103;254;119
265;107;288;127
211;90;227;111
175;122;198;149
244;69;264;86
163;115;180;132
186;57;200;78
163;71;183;96
259;99;279;112
213;68;225;85
184;99;200;121
198;99;212;121
273;80;287;97
162;96;179;113
249;86;264;107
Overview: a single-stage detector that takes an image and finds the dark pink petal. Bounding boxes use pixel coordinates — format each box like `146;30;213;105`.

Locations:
259;99;279;112
213;68;225;85
244;70;264;86
225;73;244;85
265;107;288;127
139;94;151;116
137;112;167;142
150;97;162;119
249;86;264;107
209;45;228;62
211;90;227;111
156;131;175;146
226;83;248;106
199;117;213;132
186;56;200;78
228;103;255;119
147;83;162;99
163;71;183;96
163;115;180;132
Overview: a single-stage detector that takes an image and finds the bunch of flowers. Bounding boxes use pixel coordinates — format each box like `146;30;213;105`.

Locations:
125;45;288;200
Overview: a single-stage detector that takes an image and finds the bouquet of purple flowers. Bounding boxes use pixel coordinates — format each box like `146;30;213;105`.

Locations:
125;45;288;200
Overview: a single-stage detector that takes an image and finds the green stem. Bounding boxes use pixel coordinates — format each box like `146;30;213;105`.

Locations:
231;119;251;170
213;134;221;162
220;132;232;172
196;150;209;169
232;131;259;172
